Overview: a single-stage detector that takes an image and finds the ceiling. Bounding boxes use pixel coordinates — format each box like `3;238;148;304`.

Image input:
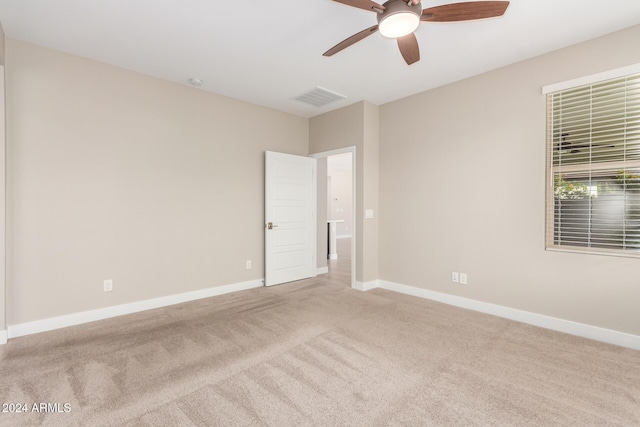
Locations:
0;1;639;118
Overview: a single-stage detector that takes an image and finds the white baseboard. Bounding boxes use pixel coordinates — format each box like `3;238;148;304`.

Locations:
8;277;637;351
328;254;338;260
376;280;640;351
317;266;329;275
7;279;264;340
353;280;379;292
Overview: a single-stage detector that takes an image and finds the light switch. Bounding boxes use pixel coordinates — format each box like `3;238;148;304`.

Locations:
365;209;374;219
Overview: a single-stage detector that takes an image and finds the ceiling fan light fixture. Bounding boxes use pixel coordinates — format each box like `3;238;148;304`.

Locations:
377;0;421;39
323;0;510;65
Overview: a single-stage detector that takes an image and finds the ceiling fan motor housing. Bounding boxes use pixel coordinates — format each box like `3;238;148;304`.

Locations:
377;0;423;39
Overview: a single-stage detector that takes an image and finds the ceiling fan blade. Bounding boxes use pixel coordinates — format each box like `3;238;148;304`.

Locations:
330;0;385;13
323;25;379;57
421;1;509;22
397;33;420;65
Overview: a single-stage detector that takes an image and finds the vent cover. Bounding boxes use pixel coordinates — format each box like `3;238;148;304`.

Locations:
294;86;346;107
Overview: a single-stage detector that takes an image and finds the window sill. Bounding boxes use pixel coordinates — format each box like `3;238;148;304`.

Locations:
545;245;640;259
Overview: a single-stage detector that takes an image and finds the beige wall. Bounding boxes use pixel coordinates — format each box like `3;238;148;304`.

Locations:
362;102;379;283
0;21;5;335
0;21;5;66
379;24;640;335
309;101;379;284
5;39;308;325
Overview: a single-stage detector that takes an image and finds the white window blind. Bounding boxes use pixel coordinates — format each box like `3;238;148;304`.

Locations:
546;72;640;255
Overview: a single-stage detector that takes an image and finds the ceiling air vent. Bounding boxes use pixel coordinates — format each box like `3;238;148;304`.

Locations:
294;86;346;107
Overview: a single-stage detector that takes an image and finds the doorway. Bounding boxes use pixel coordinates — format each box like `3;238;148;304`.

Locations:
310;147;356;288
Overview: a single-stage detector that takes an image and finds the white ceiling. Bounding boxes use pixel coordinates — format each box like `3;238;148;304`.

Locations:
0;1;639;118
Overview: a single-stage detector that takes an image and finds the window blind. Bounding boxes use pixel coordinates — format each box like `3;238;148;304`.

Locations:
547;72;640;255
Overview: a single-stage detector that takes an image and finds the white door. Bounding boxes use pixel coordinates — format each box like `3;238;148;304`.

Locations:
265;151;316;286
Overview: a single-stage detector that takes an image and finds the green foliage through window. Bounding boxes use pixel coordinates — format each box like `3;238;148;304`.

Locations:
553;176;591;199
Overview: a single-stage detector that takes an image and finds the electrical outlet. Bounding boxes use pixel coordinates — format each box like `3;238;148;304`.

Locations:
451;272;459;283
103;279;113;292
460;273;468;284
246;260;252;270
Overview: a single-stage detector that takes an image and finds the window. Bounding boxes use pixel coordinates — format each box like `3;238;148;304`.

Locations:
545;68;640;256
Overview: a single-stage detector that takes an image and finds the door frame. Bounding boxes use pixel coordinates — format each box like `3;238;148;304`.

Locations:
309;147;356;289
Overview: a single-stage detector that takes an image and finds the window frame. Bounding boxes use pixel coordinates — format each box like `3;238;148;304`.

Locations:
544;64;640;258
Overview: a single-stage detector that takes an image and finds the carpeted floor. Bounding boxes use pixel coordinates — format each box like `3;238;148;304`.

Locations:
1;239;639;426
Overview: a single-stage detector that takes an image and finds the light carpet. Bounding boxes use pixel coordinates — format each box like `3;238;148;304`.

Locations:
0;271;639;426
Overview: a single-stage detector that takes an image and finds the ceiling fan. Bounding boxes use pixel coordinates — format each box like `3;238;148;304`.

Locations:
323;0;510;65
